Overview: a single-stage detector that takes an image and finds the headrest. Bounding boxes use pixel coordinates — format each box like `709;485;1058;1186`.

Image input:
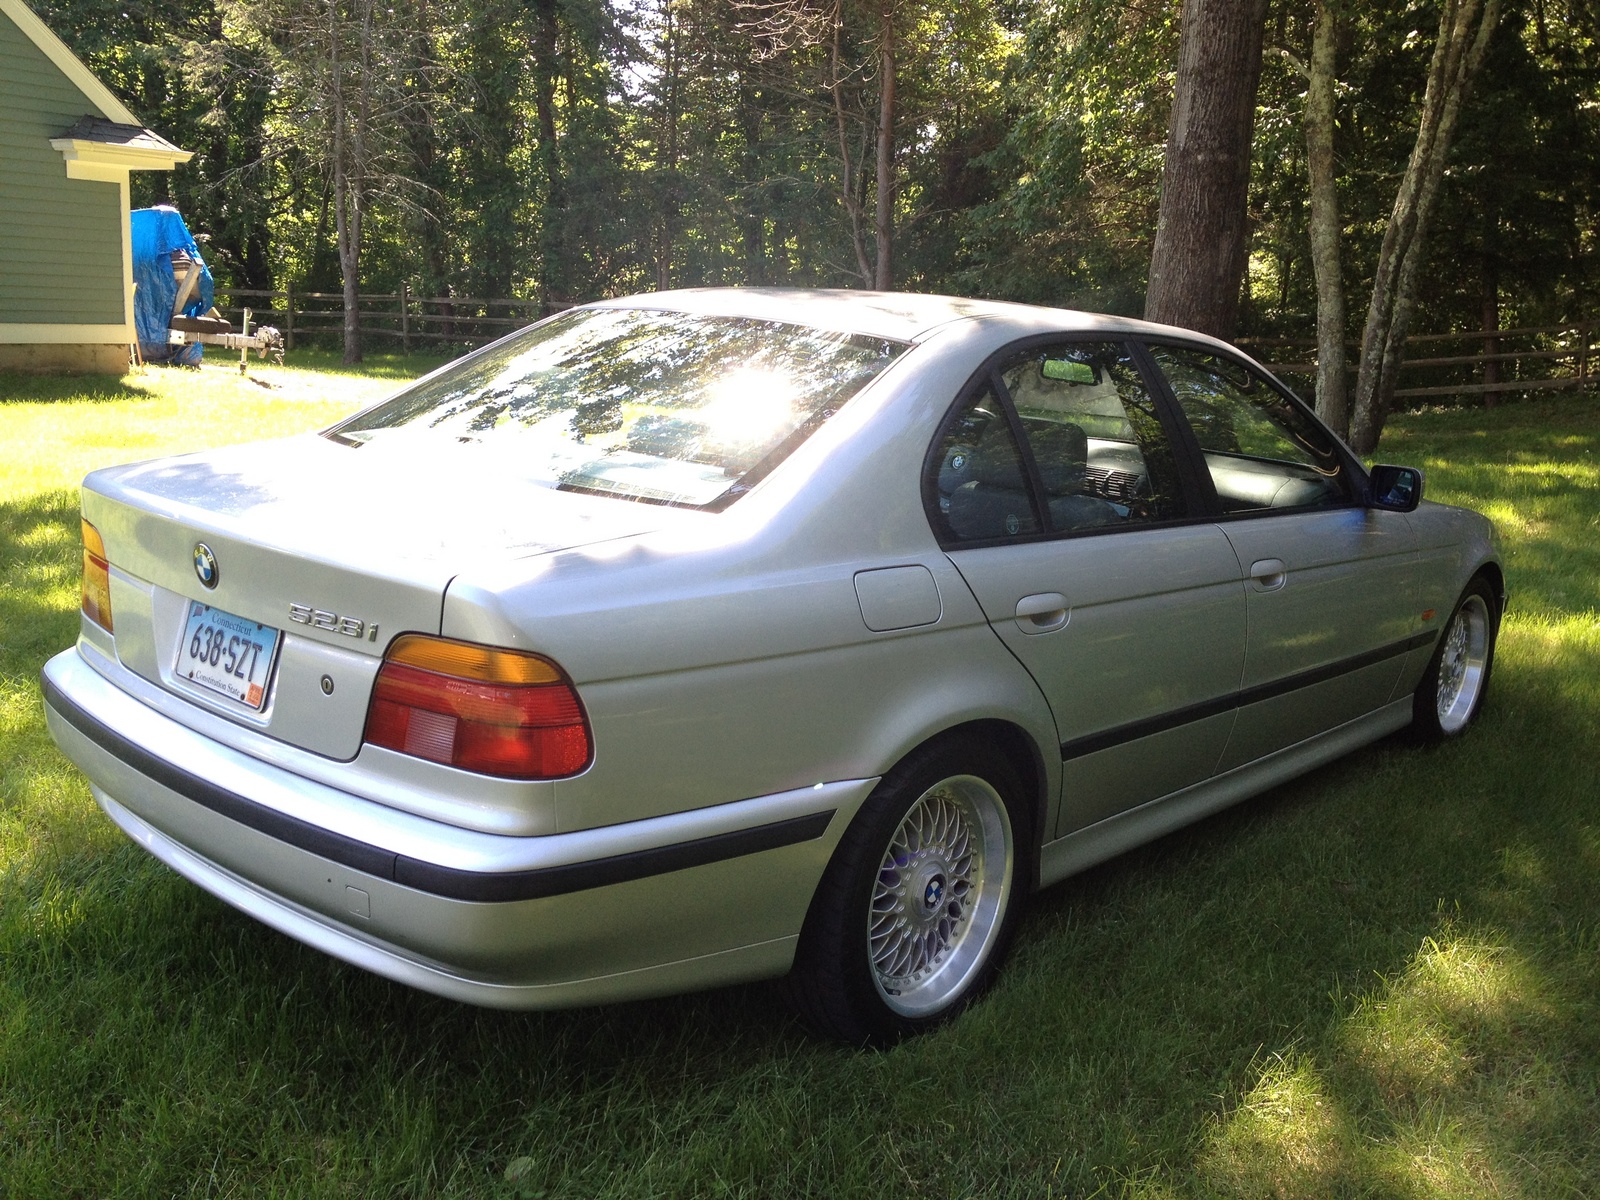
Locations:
1028;421;1087;494
968;436;1029;489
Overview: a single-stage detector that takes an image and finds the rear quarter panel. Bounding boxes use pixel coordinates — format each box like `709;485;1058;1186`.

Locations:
441;318;1065;835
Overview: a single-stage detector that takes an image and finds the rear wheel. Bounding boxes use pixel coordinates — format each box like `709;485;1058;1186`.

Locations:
787;737;1026;1045
1414;576;1499;741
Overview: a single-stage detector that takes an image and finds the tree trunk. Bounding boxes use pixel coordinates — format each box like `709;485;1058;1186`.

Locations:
404;0;446;300
1144;0;1270;341
1481;234;1500;406
1305;0;1349;439
530;0;565;305
656;0;680;291
461;1;519;299
143;64;172;205
737;78;767;285
831;18;873;284
873;13;895;290
330;0;363;364
1349;0;1500;454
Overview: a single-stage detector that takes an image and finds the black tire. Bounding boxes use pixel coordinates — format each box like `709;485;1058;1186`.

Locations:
1413;575;1500;742
786;736;1029;1046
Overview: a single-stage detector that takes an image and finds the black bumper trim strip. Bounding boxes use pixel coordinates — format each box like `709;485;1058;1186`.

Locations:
392;810;835;902
1059;629;1439;762
41;673;836;903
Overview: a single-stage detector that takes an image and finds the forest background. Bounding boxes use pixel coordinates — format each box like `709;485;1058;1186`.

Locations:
31;0;1600;382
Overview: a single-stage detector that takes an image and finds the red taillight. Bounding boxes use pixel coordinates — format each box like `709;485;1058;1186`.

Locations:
363;635;591;779
81;519;113;632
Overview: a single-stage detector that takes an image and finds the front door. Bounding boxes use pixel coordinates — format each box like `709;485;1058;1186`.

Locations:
1144;343;1421;771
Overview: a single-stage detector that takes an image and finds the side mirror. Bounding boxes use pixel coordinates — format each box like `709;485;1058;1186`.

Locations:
1368;464;1423;512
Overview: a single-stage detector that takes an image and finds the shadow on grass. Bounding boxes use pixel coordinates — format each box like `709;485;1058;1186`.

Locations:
0;372;159;406
1029;620;1600;1199
0;491;80;676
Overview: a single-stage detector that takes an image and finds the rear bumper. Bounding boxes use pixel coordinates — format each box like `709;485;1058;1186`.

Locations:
42;646;868;1008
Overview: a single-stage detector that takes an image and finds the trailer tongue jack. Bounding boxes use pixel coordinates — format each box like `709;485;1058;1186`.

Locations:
165;250;284;372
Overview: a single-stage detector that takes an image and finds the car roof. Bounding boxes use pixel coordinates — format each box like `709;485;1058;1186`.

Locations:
586;287;1239;353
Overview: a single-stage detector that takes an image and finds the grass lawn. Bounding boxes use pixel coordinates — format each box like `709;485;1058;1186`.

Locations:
2;362;1598;1198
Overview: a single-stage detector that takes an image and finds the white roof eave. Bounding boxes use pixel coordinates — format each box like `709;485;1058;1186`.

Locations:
50;136;193;172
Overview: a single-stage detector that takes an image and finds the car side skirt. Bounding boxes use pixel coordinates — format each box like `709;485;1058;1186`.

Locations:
1039;696;1414;889
1059;632;1436;760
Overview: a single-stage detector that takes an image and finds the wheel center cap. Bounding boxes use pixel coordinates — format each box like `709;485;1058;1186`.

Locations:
923;873;946;910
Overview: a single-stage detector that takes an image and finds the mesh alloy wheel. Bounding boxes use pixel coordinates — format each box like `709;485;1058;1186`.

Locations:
867;774;1013;1018
1435;594;1491;734
786;737;1027;1045
1413;576;1499;743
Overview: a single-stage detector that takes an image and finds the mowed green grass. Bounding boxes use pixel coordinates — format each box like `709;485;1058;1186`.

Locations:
2;363;1598;1198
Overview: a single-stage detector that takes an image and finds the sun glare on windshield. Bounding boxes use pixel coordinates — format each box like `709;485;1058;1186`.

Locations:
328;309;908;509
698;368;799;447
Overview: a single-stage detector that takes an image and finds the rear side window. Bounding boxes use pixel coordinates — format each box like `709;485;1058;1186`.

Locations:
328;308;907;510
930;385;1042;543
1149;345;1351;513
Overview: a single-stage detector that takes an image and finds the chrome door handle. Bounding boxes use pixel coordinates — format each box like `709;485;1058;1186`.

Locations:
1015;592;1069;633
1249;559;1287;592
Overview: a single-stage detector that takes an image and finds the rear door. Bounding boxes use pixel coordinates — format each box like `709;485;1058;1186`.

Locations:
1141;343;1421;771
932;339;1246;837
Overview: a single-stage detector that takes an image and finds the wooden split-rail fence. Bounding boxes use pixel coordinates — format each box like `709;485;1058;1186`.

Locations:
212;285;1596;401
1237;319;1596;400
211;283;573;354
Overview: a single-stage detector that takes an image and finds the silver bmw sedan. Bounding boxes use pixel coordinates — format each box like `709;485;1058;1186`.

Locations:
43;289;1503;1044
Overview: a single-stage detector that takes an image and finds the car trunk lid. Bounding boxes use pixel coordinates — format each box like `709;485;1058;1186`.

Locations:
82;432;684;760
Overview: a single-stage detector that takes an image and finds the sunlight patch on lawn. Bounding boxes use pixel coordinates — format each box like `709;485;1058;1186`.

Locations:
0;676;42;737
0;359;410;505
1500;613;1600;694
1344;937;1547;1103
1199;1053;1357;1198
7;567;75;612
10;876;93;946
1197;930;1575;1199
12;519;73;550
1475;500;1544;541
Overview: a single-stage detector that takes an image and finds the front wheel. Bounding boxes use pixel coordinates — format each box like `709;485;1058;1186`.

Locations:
1413;576;1500;741
786;738;1026;1045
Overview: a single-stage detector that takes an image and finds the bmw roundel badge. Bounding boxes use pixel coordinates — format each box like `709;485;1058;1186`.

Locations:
193;543;219;589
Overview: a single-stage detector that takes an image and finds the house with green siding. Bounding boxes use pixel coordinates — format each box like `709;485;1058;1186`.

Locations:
0;0;190;373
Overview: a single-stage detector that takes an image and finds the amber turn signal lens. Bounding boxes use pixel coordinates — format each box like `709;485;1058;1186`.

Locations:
363;636;591;779
81;519;113;633
383;634;564;684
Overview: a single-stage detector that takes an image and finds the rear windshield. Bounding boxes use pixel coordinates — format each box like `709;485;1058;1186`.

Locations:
327;307;908;509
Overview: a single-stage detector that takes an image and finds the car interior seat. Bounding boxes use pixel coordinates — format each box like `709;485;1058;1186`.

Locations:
1028;421;1120;531
946;435;1037;541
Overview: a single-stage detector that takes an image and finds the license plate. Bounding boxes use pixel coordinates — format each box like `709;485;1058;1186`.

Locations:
175;601;281;710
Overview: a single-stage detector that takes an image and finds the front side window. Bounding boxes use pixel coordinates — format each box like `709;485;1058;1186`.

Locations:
1001;342;1187;530
328;308;907;509
1149;344;1351;512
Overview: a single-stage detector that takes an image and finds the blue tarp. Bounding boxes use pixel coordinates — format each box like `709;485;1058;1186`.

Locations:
131;206;214;365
